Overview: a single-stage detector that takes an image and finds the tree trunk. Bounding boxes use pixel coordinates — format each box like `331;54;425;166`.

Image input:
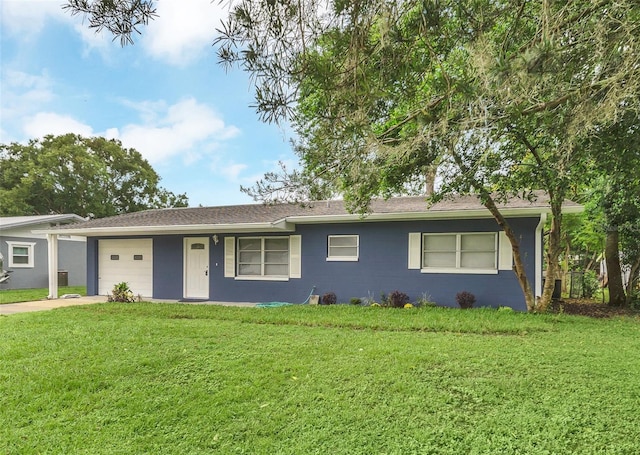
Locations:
482;195;536;311
424;165;437;196
605;229;626;306
538;201;563;313
625;255;640;305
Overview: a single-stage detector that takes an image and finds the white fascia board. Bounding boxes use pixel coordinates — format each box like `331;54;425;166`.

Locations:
0;214;85;231
286;204;583;225
286;208;541;224
33;221;296;237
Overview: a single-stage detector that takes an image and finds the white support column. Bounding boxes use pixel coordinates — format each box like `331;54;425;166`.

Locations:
535;213;547;298
47;233;59;299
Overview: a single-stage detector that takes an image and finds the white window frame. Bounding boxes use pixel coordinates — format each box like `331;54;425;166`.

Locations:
236;236;290;281
421;233;498;274
6;241;36;268
327;235;359;261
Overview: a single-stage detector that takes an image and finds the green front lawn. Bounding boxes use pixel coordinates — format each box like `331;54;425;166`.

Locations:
0;286;86;304
1;303;639;454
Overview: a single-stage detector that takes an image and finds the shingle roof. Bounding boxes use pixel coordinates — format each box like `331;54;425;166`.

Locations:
0;214;84;230
45;192;581;235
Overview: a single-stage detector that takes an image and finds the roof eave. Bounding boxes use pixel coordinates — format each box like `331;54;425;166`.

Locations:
286;206;579;224
0;214;85;231
33;220;296;237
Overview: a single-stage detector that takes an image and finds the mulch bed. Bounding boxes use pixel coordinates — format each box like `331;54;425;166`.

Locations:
549;298;640;318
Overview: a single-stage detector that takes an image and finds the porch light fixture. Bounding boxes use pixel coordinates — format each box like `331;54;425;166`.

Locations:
212;235;219;245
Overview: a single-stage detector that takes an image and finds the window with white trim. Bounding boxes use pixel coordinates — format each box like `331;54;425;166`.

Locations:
422;233;497;273
327;235;359;261
237;237;289;277
6;241;36;268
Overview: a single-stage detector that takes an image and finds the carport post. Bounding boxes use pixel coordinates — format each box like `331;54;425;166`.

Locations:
47;233;59;299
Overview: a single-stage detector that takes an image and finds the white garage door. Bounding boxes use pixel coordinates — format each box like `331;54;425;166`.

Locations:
98;239;153;297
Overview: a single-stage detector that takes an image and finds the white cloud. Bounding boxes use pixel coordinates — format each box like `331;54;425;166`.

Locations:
212;156;297;188
72;22;112;56
22;112;94;138
109;97;240;163
0;0;67;39
1;0;114;59
1;70;54;117
142;0;227;66
1;0;226;65
0;70;57;143
218;163;249;182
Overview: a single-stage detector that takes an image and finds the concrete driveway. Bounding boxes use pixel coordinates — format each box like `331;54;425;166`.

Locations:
0;295;107;315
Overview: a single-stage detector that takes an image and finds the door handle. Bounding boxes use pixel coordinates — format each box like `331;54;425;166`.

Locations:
205;270;208;276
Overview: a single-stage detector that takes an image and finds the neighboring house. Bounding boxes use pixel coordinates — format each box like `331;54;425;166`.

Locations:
0;214;86;289
42;194;581;310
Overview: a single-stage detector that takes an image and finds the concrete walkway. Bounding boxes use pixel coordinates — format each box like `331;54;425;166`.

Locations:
0;296;258;315
0;295;107;315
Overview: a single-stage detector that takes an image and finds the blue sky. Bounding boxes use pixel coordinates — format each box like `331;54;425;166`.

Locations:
0;0;297;207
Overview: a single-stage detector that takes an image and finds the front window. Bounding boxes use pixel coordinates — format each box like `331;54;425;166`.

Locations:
238;237;289;277
422;233;496;272
327;235;359;261
6;241;36;268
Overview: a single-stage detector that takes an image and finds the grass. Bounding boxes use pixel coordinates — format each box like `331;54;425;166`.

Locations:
0;286;86;304
1;303;639;454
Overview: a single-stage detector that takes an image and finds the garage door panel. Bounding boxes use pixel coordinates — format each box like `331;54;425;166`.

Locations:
99;239;153;297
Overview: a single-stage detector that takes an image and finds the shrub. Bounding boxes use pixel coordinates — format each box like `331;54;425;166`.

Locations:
108;282;137;303
350;297;362;306
321;292;337;305
455;291;476;309
416;292;437;307
361;292;376;306
583;270;599;298
388;290;410;308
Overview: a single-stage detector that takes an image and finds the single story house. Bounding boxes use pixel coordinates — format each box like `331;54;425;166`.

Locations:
0;214;86;289
39;194;581;310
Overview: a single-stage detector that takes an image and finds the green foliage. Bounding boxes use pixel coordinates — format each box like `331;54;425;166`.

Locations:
583;271;600;299
107;282;138;303
2;304;640;453
0;134;188;217
415;292;437;308
63;0;157;46
349;297;362;306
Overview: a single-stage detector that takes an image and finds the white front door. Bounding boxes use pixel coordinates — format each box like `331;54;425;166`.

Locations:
184;238;209;299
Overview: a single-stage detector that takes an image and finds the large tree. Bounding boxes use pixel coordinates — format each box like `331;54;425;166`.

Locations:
65;0;640;311
582;113;640;305
216;0;639;311
0;134;188;218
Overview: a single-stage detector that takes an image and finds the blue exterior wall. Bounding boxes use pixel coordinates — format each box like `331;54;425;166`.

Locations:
153;235;185;300
213;217;537;311
0;236;86;290
86;216;539;310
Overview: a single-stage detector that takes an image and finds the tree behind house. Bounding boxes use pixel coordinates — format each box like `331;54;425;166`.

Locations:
0;134;188;218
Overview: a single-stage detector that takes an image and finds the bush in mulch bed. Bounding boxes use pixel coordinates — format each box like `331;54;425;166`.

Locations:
549;299;640;318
